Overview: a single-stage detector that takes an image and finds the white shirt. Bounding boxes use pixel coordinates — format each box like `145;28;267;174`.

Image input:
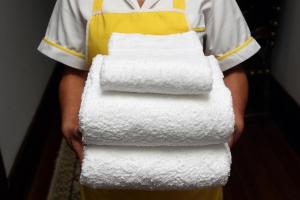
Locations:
37;0;261;71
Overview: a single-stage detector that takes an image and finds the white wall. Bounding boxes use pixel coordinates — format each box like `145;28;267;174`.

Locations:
272;0;300;105
0;0;56;176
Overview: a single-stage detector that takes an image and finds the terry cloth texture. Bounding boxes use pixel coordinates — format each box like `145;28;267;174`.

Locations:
80;143;232;190
108;31;204;55
79;55;234;147
99;53;213;95
79;32;234;190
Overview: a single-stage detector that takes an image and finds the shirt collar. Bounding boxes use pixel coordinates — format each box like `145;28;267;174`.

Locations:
125;0;160;9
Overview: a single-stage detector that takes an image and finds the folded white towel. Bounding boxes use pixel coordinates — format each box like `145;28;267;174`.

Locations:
100;54;213;95
108;31;203;55
80;143;232;190
79;55;235;146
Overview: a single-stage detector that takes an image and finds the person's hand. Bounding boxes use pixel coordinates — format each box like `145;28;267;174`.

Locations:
59;65;88;166
223;65;248;149
228;114;245;148
62;122;84;165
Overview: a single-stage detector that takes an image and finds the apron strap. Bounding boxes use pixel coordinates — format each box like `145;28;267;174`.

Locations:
173;0;185;10
93;0;103;13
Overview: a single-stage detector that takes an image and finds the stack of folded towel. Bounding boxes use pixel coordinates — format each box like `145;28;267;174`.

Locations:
79;31;235;191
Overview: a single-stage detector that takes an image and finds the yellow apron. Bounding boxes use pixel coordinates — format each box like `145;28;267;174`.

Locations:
81;0;223;199
87;0;190;65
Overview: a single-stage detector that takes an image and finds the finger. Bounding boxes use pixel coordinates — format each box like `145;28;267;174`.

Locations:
227;136;234;148
73;129;83;141
228;127;238;148
71;138;84;162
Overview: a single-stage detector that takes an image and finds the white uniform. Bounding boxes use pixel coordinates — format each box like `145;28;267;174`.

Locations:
38;0;261;72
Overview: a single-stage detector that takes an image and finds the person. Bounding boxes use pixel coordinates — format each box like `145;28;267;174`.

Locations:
37;0;261;199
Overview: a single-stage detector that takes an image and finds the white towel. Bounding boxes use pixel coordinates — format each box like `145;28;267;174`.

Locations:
108;31;203;55
79;55;235;147
100;54;213;95
79;143;232;190
103;31;212;95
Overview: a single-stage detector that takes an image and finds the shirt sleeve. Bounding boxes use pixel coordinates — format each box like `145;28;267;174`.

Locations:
37;0;88;70
204;0;261;72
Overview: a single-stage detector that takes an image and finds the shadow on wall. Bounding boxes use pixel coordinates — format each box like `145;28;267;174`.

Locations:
0;0;57;177
271;0;300;105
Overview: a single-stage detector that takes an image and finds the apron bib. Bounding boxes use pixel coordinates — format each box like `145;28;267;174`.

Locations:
86;0;191;65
